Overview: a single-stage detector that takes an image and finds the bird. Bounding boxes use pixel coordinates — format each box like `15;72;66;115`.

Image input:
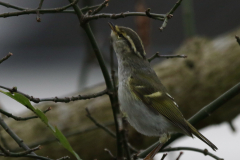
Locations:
108;22;218;160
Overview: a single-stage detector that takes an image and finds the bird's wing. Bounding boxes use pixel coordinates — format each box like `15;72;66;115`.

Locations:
129;72;192;136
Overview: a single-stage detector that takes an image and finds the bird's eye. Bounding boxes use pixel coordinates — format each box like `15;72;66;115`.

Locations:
118;33;123;38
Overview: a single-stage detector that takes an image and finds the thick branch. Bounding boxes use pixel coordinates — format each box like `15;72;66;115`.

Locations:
138;82;240;158
0;86;108;103
0;52;12;64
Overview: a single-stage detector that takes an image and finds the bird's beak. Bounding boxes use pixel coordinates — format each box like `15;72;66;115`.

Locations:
108;22;116;32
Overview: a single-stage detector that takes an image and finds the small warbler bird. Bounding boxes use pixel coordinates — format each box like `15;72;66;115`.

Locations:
109;22;217;160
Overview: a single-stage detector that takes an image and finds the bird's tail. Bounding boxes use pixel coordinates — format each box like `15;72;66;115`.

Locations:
185;120;218;151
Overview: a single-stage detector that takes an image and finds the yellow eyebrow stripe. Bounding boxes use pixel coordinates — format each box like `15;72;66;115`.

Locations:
144;91;162;98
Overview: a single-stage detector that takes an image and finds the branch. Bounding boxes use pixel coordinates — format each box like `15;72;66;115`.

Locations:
0;117;37;156
0;107;51;121
0;52;12;64
160;147;223;160
68;0;124;158
91;0;109;15
0;0;79;18
22;122;114;151
0;1;25;11
104;148;116;159
148;52;187;62
161;153;168;160
176;152;183;160
235;35;240;46
0;144;40;157
0;85;108;103
83;12;165;22
38;0;44;9
0;153;54;160
160;0;183;31
138;82;240;158
85;108;116;138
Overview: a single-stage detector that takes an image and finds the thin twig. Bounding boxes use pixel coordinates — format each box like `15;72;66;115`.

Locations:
0;52;12;64
0;0;79;18
235;35;240;46
0;117;37;156
159;0;183;31
159;147;223;160
0;107;51;121
38;0;44;9
85;108;116;138
161;153;168;160
0;1;25;11
83;12;165;22
0;128;10;150
176;152;183;160
16;121;114;152
138;82;240;158
148;52;187;62
0;153;54;160
56;156;70;160
91;0;109;14
0;144;40;156
104;148;116;159
0;85;108;103
168;0;183;15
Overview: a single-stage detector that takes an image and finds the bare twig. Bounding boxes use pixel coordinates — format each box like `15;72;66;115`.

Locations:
159;147;223;160
159;0;183;31
0;128;10;150
0;85;108;103
0;144;40;156
56;156;70;160
148;52;187;62
91;0;109;14
0;107;51;121
17;121;114;151
161;153;168;160
104;148;116;159
168;0;183;15
38;0;44;9
235;35;240;46
0;152;54;160
0;52;12;64
0;1;25;11
0;117;37;156
0;0;79;18
176;152;183;160
85;108;116;138
83;12;165;22
121;118;131;160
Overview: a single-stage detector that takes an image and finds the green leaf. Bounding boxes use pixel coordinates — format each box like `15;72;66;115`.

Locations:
0;90;82;160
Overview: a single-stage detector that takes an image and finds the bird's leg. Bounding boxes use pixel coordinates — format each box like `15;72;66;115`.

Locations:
143;133;170;160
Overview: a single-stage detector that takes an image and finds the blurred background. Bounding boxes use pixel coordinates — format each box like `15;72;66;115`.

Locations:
0;0;240;160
